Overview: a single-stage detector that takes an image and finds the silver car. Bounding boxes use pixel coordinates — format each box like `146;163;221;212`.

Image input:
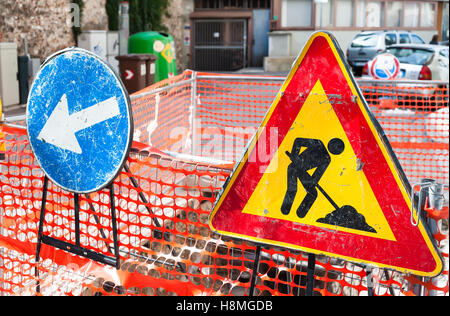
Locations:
347;30;425;76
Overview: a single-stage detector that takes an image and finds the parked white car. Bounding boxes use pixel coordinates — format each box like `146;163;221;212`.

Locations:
361;44;449;111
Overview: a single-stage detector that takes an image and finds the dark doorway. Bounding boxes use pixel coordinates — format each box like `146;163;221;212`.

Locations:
193;19;247;71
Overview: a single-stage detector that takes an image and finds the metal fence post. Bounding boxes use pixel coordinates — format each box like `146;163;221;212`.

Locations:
190;71;198;156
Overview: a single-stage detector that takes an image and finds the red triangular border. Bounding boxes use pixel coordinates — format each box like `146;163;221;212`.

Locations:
210;32;442;276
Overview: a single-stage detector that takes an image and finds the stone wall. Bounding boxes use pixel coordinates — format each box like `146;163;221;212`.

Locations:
162;0;194;72
0;0;107;60
81;0;108;31
0;0;74;59
0;0;191;70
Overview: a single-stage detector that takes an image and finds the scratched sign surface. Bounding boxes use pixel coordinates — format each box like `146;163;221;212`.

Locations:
209;32;442;277
26;48;133;193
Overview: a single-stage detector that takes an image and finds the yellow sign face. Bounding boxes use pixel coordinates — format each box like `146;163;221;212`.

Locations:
242;80;396;241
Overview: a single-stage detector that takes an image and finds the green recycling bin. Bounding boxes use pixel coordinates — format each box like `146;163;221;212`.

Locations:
128;31;177;83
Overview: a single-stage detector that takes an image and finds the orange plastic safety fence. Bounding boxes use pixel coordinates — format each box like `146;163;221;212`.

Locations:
193;74;449;185
0;71;448;296
359;80;449;185
402;204;450;296
0;123;5;161
195;74;282;162
1;124;448;296
131;71;195;152
127;71;449;185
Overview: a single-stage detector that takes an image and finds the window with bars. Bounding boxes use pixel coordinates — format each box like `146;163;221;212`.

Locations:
194;0;271;9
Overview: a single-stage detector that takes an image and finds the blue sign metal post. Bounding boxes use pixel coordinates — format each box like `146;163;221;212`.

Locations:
27;48;133;277
27;47;133;193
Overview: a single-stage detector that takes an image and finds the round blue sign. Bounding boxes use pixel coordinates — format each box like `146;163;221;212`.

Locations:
26;48;133;193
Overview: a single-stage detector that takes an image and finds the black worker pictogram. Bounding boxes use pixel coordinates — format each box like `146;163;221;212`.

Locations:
281;137;376;233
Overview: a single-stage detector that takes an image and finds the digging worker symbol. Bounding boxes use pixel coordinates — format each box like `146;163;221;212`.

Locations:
281;137;345;219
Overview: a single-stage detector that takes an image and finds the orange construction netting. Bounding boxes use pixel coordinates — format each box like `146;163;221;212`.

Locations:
0;71;448;296
131;72;449;185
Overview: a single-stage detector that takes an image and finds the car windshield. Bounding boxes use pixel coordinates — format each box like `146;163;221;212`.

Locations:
351;33;378;47
385;47;434;65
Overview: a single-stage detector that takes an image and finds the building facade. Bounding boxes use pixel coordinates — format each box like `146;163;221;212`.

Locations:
265;0;449;71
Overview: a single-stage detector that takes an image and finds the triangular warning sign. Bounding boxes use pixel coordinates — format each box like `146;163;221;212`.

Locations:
209;32;443;277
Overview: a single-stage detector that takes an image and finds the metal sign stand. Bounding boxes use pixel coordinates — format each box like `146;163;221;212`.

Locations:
365;267;374;296
248;244;262;296
35;176;121;293
305;253;316;296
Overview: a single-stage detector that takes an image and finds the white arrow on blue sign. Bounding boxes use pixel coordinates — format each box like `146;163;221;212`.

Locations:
26;48;133;193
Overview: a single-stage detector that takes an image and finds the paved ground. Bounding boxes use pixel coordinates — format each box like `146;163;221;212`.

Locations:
2;103;26;120
232;67;288;77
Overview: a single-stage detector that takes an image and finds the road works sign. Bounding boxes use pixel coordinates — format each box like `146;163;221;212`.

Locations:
27;48;133;193
209;32;443;277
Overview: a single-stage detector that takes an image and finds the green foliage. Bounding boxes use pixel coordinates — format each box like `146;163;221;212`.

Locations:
71;0;84;44
73;0;170;36
129;0;170;35
105;0;120;31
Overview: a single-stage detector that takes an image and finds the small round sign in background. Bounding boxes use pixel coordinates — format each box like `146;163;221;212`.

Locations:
369;53;400;80
26;48;133;193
